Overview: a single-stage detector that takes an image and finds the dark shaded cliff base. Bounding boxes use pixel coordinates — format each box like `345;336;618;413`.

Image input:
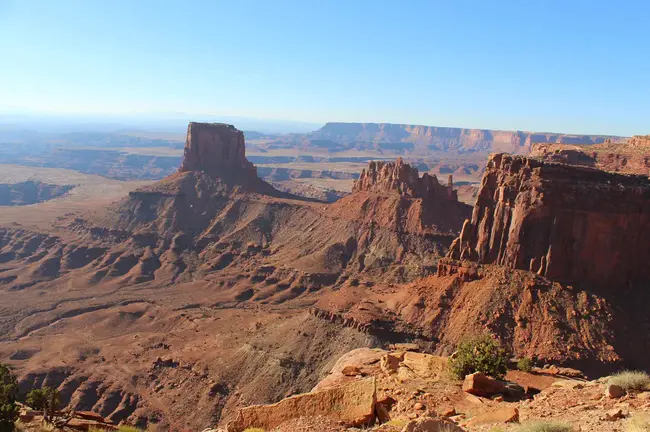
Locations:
0;181;74;206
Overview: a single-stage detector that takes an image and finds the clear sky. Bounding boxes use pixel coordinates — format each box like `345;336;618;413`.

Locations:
1;0;649;135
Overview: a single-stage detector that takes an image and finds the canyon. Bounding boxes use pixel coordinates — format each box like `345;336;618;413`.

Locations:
0;122;648;431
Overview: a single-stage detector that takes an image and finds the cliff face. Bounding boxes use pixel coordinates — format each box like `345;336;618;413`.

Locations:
447;153;650;289
179;122;257;174
310;122;624;154
352;157;456;200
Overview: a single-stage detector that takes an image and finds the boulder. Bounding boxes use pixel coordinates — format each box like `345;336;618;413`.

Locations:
466;407;520;426
462;372;507;397
604;408;626;421
381;351;405;375
605;384;626;399
401;416;464;432
226;377;376;432
342;365;362;376
401;352;447;380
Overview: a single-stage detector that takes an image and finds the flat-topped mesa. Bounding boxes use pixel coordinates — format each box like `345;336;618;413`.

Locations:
446;153;650;289
179;122;257;175
353;158;457;200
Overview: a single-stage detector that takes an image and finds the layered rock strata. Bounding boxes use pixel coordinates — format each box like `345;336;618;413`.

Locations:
447;153;650;288
353;158;457;200
530;135;650;175
179;122;257;175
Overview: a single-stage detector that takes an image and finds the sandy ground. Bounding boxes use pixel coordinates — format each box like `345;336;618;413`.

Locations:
0;164;151;229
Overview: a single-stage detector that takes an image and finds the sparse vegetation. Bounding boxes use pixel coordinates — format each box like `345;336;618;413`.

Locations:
118;426;144;432
25;386;60;422
0;363;19;432
608;370;650;392
384;418;407;429
628;413;650;432
243;428;265;432
449;334;508;380
514;420;572;432
517;357;534;372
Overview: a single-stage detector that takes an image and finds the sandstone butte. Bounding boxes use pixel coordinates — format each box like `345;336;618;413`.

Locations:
179;122;257;174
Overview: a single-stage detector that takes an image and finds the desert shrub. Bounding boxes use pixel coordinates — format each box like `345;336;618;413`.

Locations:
25;386;59;420
514;421;572;432
0;363;19;432
517;357;534;372
628;414;650;432
449;334;508;380
609;370;650;392
243;429;265;432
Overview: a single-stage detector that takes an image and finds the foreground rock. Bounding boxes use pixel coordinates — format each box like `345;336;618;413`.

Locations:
401;416;464;431
465;406;519;426
462;372;508;397
226;377;376;431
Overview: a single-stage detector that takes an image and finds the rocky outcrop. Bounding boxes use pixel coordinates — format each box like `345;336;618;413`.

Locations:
447;153;650;289
531;135;650;175
226;377;376;431
179;122;257;175
353;158;457;200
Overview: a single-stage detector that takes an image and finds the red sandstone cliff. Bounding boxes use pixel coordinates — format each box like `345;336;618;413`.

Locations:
332;159;471;236
446;153;650;289
353;157;457;200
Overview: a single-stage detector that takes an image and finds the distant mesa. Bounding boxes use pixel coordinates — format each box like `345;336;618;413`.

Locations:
179;122;257;175
353;157;457;200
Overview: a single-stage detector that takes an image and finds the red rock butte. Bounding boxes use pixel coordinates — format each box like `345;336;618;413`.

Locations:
353;157;457;200
446;153;650;289
179;122;257;175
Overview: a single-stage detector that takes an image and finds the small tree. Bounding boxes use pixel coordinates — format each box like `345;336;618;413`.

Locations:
0;363;19;432
26;386;60;423
449;334;508;380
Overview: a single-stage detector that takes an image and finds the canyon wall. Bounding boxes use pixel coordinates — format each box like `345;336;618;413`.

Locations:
309;122;624;154
447;153;650;289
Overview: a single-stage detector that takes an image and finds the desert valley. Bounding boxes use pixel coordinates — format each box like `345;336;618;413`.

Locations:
0;120;649;432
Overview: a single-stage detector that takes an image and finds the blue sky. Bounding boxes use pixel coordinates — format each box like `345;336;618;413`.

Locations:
0;0;648;135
